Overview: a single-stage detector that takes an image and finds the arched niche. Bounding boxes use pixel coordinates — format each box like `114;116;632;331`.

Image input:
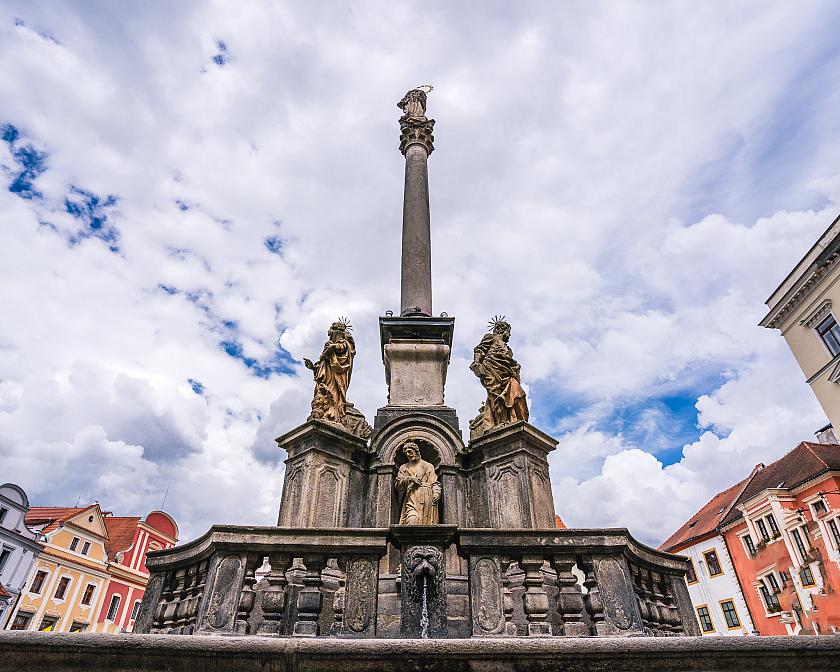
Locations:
371;413;464;468
369;413;465;526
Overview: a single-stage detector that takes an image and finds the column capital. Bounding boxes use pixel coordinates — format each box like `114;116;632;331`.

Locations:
399;117;435;156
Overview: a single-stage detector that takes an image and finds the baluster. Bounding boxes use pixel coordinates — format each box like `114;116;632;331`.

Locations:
500;558;517;636
520;555;552;636
259;554;289;635
235;555;258;634
550;555;588;636
330;559;347;636
578;556;604;636
293;555;324;637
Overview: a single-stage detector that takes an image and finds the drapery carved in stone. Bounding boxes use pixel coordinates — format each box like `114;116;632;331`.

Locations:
304;318;372;439
469;316;529;439
395;439;441;525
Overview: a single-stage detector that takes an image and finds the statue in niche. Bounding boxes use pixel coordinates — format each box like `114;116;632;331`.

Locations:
395;439;441;525
304;318;372;439
398;85;433;122
469;316;529;439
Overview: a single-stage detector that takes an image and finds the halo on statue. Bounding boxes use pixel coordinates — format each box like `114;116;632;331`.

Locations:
417;84;434;94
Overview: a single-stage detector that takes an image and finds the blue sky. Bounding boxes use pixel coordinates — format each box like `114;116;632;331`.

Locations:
1;2;840;544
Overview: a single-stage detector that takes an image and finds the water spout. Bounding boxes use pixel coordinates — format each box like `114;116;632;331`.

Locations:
420;574;430;639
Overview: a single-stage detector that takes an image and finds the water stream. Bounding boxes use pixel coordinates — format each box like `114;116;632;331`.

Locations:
420;574;430;639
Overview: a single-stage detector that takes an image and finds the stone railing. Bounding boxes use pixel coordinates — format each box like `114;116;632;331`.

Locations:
458;529;698;638
135;527;388;638
134;526;698;638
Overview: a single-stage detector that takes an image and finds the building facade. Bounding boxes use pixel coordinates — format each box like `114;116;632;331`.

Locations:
664;441;840;635
95;512;178;633
660;480;756;636
719;442;840;635
5;504;178;633
0;483;42;629
761;212;840;431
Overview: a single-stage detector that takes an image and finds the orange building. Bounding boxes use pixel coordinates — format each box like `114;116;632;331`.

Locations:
719;442;840;635
664;440;840;636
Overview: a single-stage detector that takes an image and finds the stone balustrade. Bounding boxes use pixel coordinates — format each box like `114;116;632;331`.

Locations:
134;526;698;639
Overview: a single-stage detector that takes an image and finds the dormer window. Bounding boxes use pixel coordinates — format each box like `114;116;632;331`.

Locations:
816;314;840;356
70;537;80;551
81;541;91;556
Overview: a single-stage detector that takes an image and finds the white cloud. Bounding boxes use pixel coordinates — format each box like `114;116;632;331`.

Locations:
0;2;839;545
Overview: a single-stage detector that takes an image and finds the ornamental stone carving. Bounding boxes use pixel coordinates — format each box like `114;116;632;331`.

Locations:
469;316;529;439
304;318;372;439
398;86;435;155
345;558;376;634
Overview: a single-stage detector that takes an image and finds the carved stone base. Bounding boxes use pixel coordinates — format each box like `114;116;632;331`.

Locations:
464;422;558;529
276;420;369;527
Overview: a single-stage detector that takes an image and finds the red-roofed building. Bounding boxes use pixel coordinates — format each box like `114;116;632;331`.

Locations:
663;439;840;636
5;504;177;634
95;511;178;633
660;475;757;636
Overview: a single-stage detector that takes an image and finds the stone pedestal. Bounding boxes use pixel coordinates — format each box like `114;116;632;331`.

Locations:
465;422;557;529
276;420;369;528
384;340;449;405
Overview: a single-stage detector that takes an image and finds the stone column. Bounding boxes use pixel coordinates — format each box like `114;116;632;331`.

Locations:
399;115;435;317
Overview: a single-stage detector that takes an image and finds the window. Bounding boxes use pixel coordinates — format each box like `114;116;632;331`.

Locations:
106;594;121;621
801;565;816;587
11;612;32;630
704;549;723;577
54;576;71;600
81;583;96;606
816;314;840;356
30;570;48;594
39;616;58;631
828;518;840;549
130;600;141;621
742;534;756;555
70;537;79;551
81;541;91;556
686;558;698;583
720;600;741;628
756;518;770;543
760;584;781;612
696;605;714;632
792;528;808;562
0;547;11;572
765;573;780;593
69;621;87;633
767;513;780;536
0;507;7;525
812;499;828;516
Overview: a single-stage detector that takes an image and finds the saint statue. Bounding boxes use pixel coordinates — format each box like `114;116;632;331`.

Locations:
469;316;529;439
395;440;441;525
304;319;372;439
398;85;433;122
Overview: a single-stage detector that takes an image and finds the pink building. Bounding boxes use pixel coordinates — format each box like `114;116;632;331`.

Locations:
96;512;178;633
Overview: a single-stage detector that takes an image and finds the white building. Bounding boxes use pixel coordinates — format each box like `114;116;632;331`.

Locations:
0;483;42;629
660;479;757;636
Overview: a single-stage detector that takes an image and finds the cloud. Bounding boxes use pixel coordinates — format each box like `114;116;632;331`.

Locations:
0;2;839;545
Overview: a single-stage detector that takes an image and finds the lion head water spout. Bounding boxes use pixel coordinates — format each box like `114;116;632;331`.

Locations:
400;544;448;638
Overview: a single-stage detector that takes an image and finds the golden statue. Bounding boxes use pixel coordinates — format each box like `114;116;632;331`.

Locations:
469;316;529;439
395;440;441;525
304;319;372;439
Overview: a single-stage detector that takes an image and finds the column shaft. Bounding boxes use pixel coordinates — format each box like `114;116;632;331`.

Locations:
400;143;432;317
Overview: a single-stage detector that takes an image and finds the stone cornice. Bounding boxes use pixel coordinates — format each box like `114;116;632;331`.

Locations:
762;246;840;329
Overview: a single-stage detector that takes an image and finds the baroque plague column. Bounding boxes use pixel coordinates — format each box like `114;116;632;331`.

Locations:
133;88;700;642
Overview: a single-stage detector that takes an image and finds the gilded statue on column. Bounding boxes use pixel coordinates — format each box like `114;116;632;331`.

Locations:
395;439;441;525
304;318;372;439
469;316;529;439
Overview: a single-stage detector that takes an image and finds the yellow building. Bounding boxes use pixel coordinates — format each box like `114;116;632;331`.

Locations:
762;212;840;438
7;505;111;633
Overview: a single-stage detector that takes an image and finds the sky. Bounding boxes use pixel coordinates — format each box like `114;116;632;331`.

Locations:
2;1;840;546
